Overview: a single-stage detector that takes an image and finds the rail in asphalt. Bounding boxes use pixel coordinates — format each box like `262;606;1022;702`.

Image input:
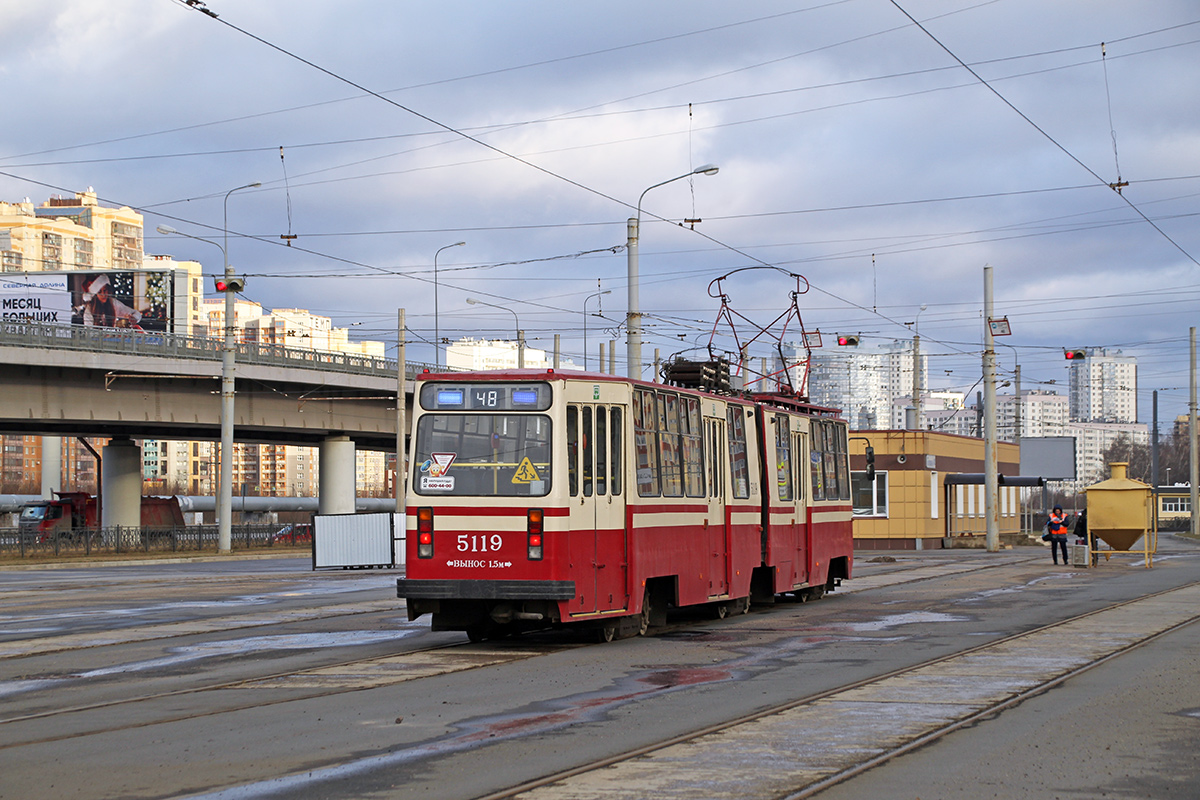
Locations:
505;582;1200;800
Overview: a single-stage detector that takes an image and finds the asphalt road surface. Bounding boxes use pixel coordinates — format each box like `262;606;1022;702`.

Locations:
0;537;1197;799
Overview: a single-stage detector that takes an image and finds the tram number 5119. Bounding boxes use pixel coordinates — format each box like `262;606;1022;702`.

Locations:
458;534;503;552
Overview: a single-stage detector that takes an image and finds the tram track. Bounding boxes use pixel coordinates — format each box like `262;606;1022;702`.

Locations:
476;579;1200;800
0;554;1027;754
0;552;1051;745
0;637;580;749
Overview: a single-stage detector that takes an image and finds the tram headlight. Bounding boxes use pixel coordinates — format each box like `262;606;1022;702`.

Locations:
527;508;544;560
417;507;434;559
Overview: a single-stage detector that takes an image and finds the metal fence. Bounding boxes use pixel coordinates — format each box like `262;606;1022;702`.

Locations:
0;523;311;558
0;321;438;379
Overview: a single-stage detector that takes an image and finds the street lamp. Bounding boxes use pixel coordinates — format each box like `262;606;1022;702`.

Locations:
216;182;260;553
433;241;466;368
627;164;718;380
466;298;523;368
161;180;258;553
583;288;611;371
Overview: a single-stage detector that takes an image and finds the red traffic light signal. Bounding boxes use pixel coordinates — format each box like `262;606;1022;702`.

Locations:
837;334;860;346
1064;348;1086;360
215;277;245;293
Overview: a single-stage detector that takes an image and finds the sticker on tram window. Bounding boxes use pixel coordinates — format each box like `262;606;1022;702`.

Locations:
420;453;457;477
511;457;541;484
421;476;454;491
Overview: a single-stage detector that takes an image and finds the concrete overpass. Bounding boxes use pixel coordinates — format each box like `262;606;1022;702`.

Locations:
0;321;422;450
0;321;432;524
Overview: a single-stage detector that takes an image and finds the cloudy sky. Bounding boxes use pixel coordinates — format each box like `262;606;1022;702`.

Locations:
2;0;1198;424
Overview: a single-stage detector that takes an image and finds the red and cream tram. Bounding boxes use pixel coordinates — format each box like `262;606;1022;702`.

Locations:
396;368;853;641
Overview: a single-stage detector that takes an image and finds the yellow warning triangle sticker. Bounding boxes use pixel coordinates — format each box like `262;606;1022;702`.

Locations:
511;457;541;483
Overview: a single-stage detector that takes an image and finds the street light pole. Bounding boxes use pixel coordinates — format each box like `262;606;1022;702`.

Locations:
583;288;611;371
627;164;718;380
466;298;523;368
218;181;260;553
433;241;466;368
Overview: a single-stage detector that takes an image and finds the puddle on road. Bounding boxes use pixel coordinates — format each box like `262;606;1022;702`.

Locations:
827;611;969;632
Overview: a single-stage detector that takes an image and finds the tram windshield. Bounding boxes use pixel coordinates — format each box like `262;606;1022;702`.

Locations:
413;414;552;497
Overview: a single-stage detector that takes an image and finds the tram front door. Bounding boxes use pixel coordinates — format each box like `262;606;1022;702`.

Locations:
566;404;628;616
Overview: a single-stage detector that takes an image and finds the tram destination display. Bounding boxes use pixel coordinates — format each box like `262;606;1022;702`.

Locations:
420;382;552;411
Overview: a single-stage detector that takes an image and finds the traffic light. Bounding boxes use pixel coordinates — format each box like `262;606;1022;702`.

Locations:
1064;348;1086;360
215;276;245;293
837;334;860;346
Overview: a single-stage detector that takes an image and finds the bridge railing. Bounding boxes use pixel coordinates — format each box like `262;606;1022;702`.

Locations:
0;524;312;558
0;321;440;379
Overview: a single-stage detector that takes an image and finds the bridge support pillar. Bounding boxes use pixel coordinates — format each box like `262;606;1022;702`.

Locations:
102;438;141;543
40;436;62;499
319;435;356;515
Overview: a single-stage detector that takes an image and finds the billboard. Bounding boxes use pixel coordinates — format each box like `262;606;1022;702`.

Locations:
0;273;71;324
1020;436;1077;480
0;270;174;331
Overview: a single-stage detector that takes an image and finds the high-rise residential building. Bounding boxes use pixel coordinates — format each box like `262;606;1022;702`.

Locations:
1066;421;1149;484
997;390;1070;441
793;339;926;430
1069;348;1137;423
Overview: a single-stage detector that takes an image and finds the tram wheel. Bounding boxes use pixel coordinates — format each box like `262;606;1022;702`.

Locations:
714;602;729;619
735;597;751;614
638;591;652;636
596;621;618;643
466;627;487;643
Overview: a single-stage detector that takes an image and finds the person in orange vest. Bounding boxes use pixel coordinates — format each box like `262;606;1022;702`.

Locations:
1047;505;1070;566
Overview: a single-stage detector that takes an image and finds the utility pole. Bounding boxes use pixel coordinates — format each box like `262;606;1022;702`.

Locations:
1190;326;1197;538
396;308;406;515
912;331;921;429
983;265;999;552
1014;363;1021;448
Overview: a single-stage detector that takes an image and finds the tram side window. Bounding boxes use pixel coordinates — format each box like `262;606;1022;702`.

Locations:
634;389;660;497
610;407;623;496
822;425;838;500
810;421;826;501
682;396;705;498
567;405;579;497
582;406;594;497
658;393;683;497
727;406;750;500
834;423;851;501
595;407;608;496
775;415;793;502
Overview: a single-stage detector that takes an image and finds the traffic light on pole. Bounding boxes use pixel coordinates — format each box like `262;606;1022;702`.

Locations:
1064;348;1086;360
215;276;245;293
837;334;859;346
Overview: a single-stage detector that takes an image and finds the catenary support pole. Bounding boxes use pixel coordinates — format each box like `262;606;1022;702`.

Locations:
397;308;405;514
1190;326;1197;538
984;265;1000;552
